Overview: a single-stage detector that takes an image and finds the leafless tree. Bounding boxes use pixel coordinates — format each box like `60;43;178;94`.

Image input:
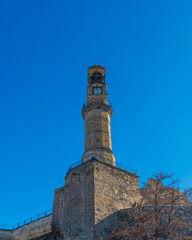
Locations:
108;172;192;240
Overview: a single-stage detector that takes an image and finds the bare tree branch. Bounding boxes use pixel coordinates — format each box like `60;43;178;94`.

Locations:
108;172;192;240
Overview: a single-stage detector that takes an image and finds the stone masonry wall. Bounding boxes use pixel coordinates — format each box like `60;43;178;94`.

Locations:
52;160;95;240
94;206;192;240
0;230;11;240
52;160;140;240
93;161;140;225
0;215;52;240
140;178;191;206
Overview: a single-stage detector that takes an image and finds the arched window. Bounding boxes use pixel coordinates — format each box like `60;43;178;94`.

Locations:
91;71;103;83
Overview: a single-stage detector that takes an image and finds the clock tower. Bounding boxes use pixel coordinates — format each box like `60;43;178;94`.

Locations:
81;65;116;166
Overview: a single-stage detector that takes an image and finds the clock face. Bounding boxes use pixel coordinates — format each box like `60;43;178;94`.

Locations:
93;88;102;95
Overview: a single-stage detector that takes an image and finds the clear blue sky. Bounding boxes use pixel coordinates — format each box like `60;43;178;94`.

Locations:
0;0;192;225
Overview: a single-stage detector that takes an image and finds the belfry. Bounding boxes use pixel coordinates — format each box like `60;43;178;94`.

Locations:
82;65;115;165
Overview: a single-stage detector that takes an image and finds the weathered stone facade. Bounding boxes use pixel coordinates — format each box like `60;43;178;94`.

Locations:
52;160;95;239
0;215;52;240
140;178;191;206
95;206;192;239
52;159;139;240
93;161;139;224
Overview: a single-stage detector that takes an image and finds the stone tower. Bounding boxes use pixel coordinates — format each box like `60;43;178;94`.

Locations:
52;65;140;240
82;65;115;166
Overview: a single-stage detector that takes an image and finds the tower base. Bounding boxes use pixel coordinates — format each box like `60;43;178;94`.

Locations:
52;159;139;239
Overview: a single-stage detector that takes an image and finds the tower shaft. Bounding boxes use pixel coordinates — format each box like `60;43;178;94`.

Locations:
81;65;115;166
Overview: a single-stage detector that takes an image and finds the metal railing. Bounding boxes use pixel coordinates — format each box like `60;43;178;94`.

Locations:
66;160;82;175
66;159;138;176
0;208;52;230
116;162;139;175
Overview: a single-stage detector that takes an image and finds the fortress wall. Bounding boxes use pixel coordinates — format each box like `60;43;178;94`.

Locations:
0;215;52;240
52;160;95;240
52;160;140;240
11;215;52;240
93;161;140;225
94;206;192;240
0;230;11;240
140;178;191;206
